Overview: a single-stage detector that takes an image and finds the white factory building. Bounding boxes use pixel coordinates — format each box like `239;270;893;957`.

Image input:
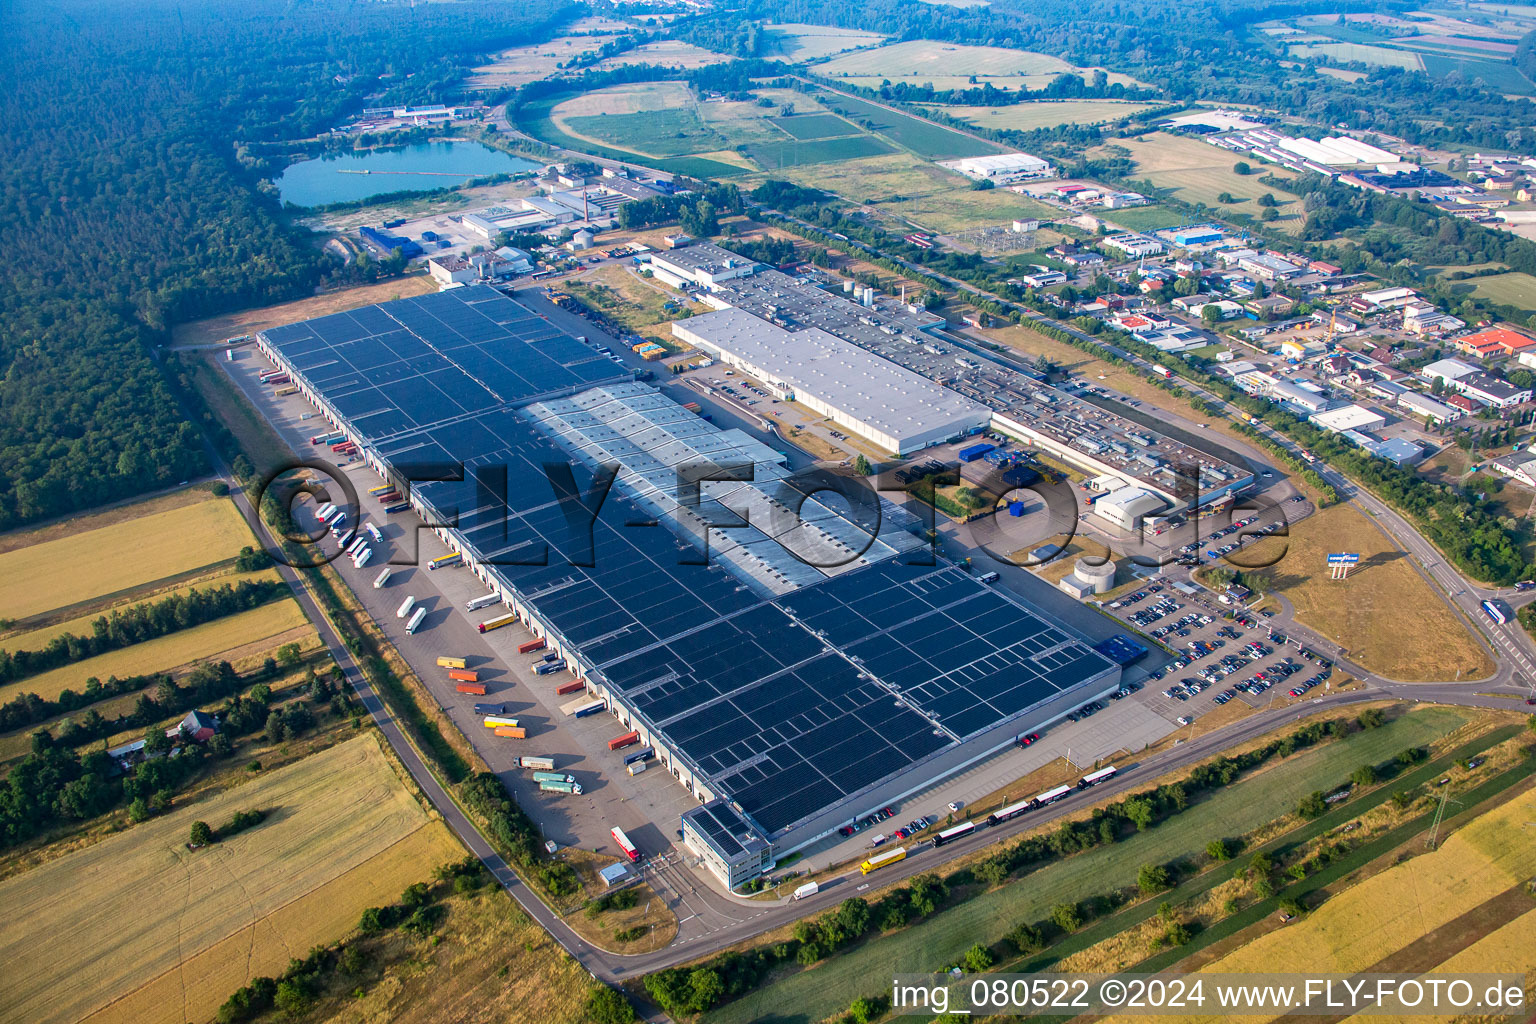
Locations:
941;152;1056;184
647;245;760;289
1309;404;1387;434
672;308;990;456
1093;486;1167;531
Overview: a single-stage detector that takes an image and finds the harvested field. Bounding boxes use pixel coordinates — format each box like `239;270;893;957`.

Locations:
0;568;283;650
565;107;727;158
0;735;455;1024
466;31;627;89
1107;134;1301;217
763;23;885;62
1239;502;1495;682
0;497;256;622
813;40;1079;80
170;277;437;349
1452;270;1536;309
549;80;694;119
1120;784;1536;1024
0;599;311;705
945;101;1159;132
589;40;734;71
1289;41;1426;68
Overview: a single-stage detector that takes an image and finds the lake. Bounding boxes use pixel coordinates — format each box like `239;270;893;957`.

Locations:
276;142;542;207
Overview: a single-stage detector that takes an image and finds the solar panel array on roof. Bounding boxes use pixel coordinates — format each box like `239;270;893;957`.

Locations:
690;801;761;859
260;289;1117;842
261;286;619;439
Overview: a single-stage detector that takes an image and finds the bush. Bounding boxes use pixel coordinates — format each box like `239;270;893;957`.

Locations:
1006;921;1044;953
1205;838;1235;861
584;985;637;1024
189;820;214;846
1351;764;1377;787
962;943;995;972
1296;791;1328;819
1137;862;1171;894
1051;902;1081;932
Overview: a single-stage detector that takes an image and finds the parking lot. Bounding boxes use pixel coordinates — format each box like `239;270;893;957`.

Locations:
1103;580;1338;727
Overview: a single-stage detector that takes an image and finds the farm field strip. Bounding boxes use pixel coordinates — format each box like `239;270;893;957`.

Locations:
763;23;885;61
0;735;442;1024
0;598;311;705
0;568;284;652
703;709;1468;1024
80;823;463;1024
1288;41;1427;69
818;92;1000;159
0;497;256;622
944;101;1159;132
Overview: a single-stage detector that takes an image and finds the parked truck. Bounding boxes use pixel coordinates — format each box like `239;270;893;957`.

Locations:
373;566;393;589
478;613;517;634
532;771;575;785
353;547;373;569
465;593;500;612
519;756;556;771
538;779;583;795
405;607;427;634
428;552;462;571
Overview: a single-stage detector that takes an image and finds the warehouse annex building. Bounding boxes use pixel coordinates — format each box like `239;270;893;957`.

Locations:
257;286;1122;891
673;307;991;456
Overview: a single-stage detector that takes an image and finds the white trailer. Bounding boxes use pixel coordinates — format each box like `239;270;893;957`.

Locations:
793;881;820;900
396;595;415;619
373;566;393;589
406;606;427;634
354;547;373;568
465;592;501;612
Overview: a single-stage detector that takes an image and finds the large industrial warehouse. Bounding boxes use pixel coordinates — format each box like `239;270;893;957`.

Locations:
258;286;1122;890
672;307;991;456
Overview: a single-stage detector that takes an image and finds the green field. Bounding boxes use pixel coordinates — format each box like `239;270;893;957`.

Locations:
946;101;1159;132
749;134;896;168
565;107;727;157
1101;205;1192;232
821;93;998;159
770;112;861;140
1289;41;1425;69
703;707;1469;1024
518;95;749;178
1449;270;1536;310
1422;53;1536;93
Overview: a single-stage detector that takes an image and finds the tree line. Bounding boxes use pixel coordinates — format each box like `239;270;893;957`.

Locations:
644;713;1371;1017
0;660;344;848
0;578;287;686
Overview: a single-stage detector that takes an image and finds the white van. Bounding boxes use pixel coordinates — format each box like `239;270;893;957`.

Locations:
978;571;1000;584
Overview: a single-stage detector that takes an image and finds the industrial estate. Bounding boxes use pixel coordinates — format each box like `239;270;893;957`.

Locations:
12;0;1536;1022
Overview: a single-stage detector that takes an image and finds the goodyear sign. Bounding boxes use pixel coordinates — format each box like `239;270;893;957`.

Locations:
1326;553;1361;565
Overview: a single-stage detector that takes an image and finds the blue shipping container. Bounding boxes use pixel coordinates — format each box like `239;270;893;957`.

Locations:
1008;501;1026;517
958;443;996;463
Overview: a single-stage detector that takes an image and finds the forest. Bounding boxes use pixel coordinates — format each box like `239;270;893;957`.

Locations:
0;0;573;529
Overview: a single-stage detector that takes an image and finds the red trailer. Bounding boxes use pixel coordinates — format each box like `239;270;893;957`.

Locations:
455;682;487;695
517;638;546;655
608;730;641;751
611;826;640;862
555;679;585;696
448;669;480;683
